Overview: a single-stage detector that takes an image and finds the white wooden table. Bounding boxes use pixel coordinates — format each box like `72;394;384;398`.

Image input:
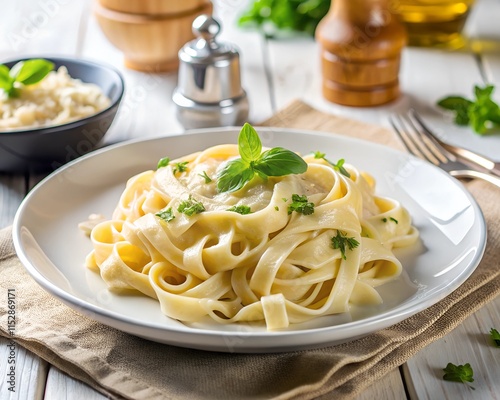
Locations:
1;0;499;399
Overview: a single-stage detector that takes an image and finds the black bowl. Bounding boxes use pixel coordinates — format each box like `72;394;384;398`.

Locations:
0;57;124;172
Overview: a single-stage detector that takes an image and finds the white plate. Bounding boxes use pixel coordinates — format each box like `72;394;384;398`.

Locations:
13;127;486;353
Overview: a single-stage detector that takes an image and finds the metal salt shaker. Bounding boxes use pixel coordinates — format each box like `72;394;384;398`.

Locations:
173;15;249;129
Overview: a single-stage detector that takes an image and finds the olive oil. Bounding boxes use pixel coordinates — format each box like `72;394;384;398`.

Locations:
393;0;476;48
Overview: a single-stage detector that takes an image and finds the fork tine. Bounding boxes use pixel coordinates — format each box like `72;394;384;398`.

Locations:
404;113;447;164
390;114;438;165
389;115;414;154
408;109;457;162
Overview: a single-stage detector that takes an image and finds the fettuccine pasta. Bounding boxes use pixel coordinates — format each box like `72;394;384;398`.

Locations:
84;139;418;330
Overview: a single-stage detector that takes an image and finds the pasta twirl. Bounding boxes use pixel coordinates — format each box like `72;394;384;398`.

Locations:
84;142;418;330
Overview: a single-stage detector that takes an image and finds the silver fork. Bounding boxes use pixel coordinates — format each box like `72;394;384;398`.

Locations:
389;113;500;188
409;109;500;177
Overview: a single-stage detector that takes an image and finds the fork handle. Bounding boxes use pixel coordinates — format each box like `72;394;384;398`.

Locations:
450;169;500;189
443;143;500;177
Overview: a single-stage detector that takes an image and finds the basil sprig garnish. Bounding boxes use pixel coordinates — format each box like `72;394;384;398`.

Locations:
217;123;307;193
0;59;54;98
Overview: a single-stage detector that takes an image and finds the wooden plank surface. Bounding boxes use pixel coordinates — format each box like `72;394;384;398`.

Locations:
403;297;500;400
44;368;105;400
355;368;408;400
0;337;48;400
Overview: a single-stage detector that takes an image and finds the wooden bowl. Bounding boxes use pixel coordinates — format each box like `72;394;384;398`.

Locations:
97;0;207;16
94;0;213;72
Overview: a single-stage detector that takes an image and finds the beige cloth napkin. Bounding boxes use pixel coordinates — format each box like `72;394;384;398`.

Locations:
1;100;499;400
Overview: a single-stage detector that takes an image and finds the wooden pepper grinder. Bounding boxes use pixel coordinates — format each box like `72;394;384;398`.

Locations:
315;0;407;107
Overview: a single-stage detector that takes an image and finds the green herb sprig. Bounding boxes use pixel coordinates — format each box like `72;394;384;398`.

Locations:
442;363;475;389
238;0;331;37
217;123;307;193
173;161;189;175
199;171;212;183
0;59;54;98
287;194;314;215
437;84;500;134
313;151;350;178
490;328;500;347
331;230;359;260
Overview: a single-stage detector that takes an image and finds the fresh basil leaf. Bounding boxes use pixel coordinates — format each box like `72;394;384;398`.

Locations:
474;84;494;100
239;122;262;162
0;65;14;91
437;84;500;134
454;105;471;125
12;59;54;85
217;124;308;192
253;147;307;176
8;62;23;79
157;157;170;169
487;109;500;124
469;101;498;134
217;158;254;193
437;96;473;111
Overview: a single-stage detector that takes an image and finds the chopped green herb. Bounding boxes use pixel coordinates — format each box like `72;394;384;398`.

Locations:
331;231;360;260
382;217;388;223
390;217;398;224
157;157;170;169
275;206;279;211
0;58;54;98
312;151;350;178
199;171;212;183
178;195;205;216
217;123;307;193
490;328;500;347
156;207;175;222
227;205;252;215
282;197;288;202
437;84;500;134
443;363;475;389
287;194;314;215
173;161;189;174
